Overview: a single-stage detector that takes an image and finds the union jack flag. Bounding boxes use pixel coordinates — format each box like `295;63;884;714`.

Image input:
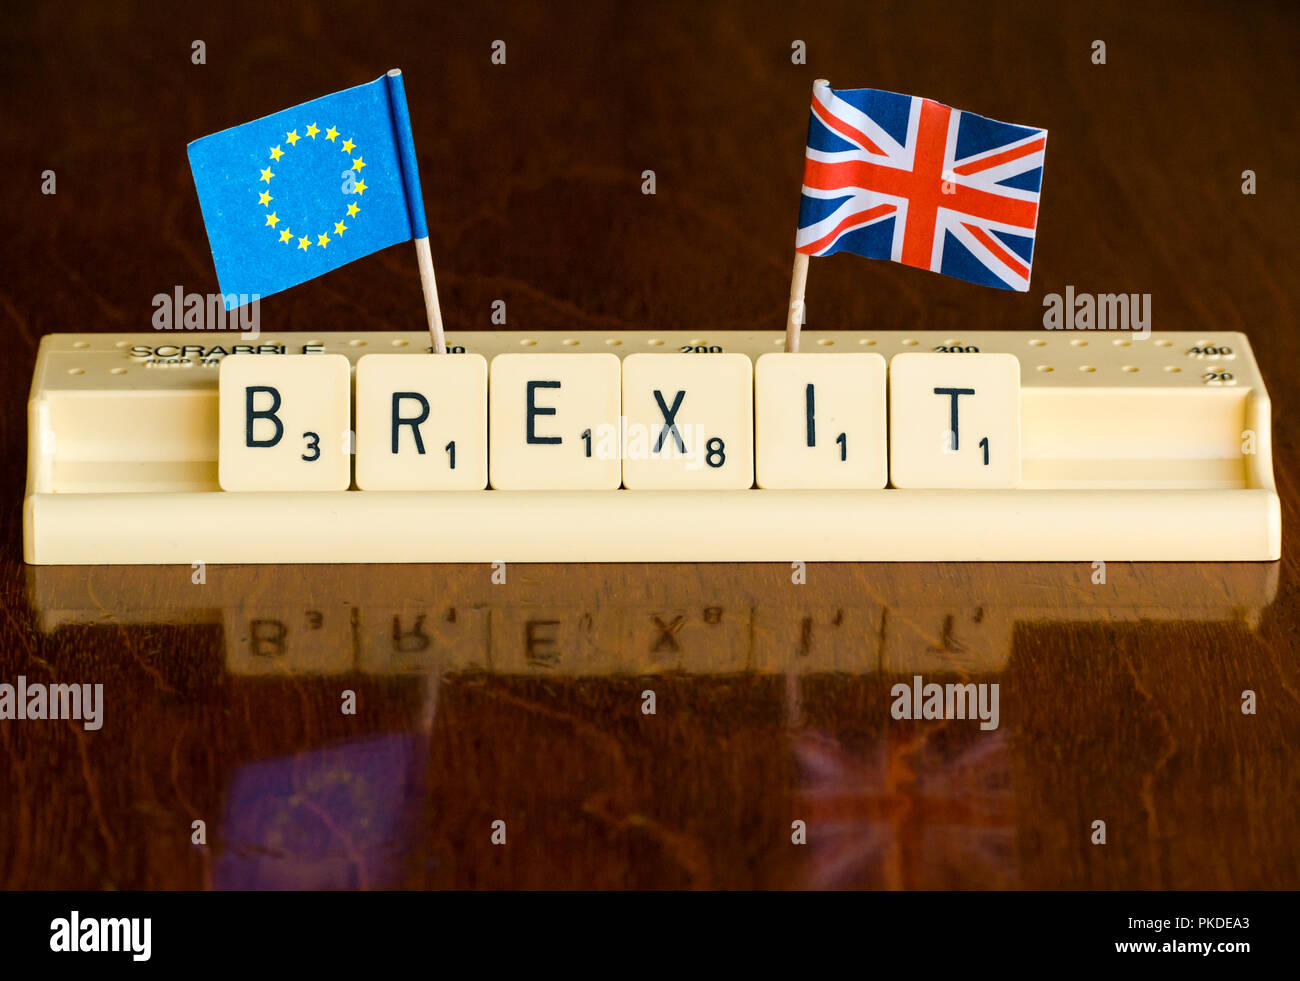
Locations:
796;85;1047;291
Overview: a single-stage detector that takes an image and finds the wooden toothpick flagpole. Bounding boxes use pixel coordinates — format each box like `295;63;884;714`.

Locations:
784;250;809;353
414;236;447;354
785;78;831;354
385;68;447;354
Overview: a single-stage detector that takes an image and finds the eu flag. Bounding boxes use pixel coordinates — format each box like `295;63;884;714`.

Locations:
188;70;428;308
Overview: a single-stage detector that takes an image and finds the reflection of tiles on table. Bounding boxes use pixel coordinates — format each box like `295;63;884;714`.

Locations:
217;604;1014;677
27;561;1278;678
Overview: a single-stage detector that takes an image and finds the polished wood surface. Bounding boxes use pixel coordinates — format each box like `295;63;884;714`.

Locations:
2;0;1297;889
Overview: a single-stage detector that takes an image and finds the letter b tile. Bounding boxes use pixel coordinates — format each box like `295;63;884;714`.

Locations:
218;353;352;491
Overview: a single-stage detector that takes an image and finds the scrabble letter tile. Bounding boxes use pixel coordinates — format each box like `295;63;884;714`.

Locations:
489;353;621;489
621;353;753;490
218;353;351;491
355;353;487;490
888;352;1021;488
755;352;887;489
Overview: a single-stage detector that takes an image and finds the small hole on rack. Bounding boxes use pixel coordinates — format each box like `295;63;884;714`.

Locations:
648;338;665;346
817;338;834;346
1155;339;1172;347
1122;364;1139;372
605;338;622;346
689;338;706;346
391;339;409;347
1114;338;1132;347
1037;364;1054;372
859;338;877;346
67;368;84;375
520;338;537;346
902;338;918;346
306;340;323;347
1196;339;1209;346
73;341;90;349
773;337;784;345
110;367;127;375
1079;365;1096;372
348;339;366;347
116;341;130;348
1164;365;1181;373
1071;339;1088;347
562;338;580;346
1028;338;1047;347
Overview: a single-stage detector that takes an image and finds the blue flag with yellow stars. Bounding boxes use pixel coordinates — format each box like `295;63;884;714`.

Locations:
188;70;428;309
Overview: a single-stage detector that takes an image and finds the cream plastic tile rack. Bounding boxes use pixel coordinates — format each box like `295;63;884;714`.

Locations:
24;330;1280;564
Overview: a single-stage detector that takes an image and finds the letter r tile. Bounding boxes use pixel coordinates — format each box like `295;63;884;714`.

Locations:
355;353;488;490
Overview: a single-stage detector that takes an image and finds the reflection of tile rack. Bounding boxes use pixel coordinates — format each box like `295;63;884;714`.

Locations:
25;330;1280;564
26;562;1279;677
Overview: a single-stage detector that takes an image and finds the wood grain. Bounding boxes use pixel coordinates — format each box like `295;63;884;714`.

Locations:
1;0;1297;889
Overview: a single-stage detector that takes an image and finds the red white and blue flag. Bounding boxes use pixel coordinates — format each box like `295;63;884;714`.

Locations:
796;85;1047;291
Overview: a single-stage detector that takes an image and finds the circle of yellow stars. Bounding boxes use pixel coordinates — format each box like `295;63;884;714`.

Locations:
258;122;367;251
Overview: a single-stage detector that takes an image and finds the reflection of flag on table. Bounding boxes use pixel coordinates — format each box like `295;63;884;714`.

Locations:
796;85;1047;291
795;729;1015;889
214;734;422;890
188;72;428;308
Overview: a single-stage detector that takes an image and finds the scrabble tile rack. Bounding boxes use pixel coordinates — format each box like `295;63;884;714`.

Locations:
24;330;1280;564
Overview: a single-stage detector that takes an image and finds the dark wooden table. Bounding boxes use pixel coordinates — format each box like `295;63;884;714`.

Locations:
2;0;1296;889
